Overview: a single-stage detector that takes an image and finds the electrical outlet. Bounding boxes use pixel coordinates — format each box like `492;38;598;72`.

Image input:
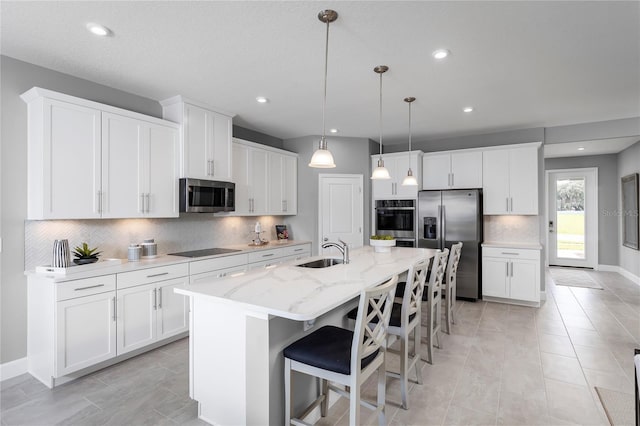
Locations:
303;319;315;331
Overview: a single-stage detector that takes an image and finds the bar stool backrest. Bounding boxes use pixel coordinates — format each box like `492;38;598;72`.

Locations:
401;258;429;322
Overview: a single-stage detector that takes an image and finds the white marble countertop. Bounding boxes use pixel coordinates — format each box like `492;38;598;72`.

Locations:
26;240;311;282
482;241;542;250
175;246;437;321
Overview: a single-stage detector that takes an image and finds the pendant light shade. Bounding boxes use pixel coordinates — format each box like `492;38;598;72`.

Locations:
309;10;338;168
402;97;418;186
371;65;390;180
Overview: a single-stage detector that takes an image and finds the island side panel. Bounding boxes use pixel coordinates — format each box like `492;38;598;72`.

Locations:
191;297;270;425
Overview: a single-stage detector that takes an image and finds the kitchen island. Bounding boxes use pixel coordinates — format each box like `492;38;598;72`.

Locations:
175;246;436;425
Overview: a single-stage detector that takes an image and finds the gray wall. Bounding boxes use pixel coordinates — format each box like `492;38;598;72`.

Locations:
233;126;284;150
0;55;279;364
282;136;374;254
545;154;620;266
618;141;640;278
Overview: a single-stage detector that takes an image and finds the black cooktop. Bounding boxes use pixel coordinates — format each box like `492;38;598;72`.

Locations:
169;248;242;258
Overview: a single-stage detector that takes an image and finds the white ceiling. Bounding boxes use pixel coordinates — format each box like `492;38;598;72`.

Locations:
2;1;639;146
544;136;640;158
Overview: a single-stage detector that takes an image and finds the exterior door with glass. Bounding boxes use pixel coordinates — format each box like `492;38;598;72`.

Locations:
547;168;598;268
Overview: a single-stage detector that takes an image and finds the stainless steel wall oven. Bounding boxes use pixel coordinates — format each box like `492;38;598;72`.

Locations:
374;199;416;247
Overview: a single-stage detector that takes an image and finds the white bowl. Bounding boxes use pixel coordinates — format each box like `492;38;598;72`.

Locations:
369;239;396;253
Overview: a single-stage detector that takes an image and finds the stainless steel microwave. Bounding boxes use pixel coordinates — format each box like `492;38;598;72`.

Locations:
179;178;235;213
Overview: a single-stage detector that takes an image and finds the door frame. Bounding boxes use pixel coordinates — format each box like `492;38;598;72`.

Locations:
545;167;598;269
318;174;364;254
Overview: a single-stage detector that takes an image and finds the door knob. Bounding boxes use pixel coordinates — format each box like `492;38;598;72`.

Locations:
323;237;328;242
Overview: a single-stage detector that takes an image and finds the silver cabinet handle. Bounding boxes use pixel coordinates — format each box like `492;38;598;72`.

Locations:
501;252;519;256
284;200;288;212
74;284;105;291
97;190;103;214
451;173;454;187
505;262;509;277
510;197;513;212
112;296;117;321
506;197;509;212
262;253;274;257
157;287;162;309
147;272;169;278
141;193;145;213
510;261;514;277
294;248;304;252
153;288;157;310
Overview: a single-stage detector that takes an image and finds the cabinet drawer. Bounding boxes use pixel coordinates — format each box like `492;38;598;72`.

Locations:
56;275;116;301
190;265;247;284
282;244;311;257
248;248;283;263
117;263;189;289
189;254;248;275
483;247;540;260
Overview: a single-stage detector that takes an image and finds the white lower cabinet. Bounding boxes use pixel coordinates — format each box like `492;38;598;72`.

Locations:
482;246;540;305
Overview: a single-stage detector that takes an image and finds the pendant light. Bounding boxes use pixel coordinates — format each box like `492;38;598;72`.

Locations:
309;10;338;168
371;65;391;180
402;97;418;186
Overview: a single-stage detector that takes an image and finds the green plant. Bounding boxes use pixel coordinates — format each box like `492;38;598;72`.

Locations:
73;242;101;260
370;235;394;240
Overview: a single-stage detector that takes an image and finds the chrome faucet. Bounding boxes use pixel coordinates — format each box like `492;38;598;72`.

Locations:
322;239;350;264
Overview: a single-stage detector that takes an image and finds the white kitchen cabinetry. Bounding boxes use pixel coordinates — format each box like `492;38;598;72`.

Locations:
371;152;422;199
422;150;483;190
268;151;297;215
247;243;312;270
161;97;235;181
102;113;179;218
190;253;249;284
482;143;540;215
28;274;117;387
116;264;189;355
21;87;179;220
482;247;540;305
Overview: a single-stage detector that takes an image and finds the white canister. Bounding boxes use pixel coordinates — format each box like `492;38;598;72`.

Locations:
128;244;142;262
141;239;157;258
52;239;70;268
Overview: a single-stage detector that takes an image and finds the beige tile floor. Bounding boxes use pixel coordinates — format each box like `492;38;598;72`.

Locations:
1;268;638;425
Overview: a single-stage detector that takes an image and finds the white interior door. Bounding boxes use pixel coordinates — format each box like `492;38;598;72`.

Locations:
547;168;598;268
318;174;364;255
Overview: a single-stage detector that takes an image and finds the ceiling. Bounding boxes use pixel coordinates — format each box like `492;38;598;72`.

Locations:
544;136;640;158
2;1;639;147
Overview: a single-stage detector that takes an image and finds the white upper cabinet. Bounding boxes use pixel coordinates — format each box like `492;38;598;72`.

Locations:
21;87;179;220
422;150;483;190
371;151;422;199
482;143;540;215
232;138;298;216
161;96;234;181
268;151;297;215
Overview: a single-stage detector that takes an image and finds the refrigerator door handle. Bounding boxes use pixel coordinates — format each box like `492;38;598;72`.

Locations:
441;205;446;250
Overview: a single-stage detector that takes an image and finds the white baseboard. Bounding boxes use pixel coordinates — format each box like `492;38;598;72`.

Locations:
598;264;640;286
0;357;27;382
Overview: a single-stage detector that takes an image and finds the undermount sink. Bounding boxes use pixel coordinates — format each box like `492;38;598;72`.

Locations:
296;258;344;268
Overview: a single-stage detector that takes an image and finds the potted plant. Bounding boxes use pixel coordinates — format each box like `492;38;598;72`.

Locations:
73;242;101;265
369;235;396;253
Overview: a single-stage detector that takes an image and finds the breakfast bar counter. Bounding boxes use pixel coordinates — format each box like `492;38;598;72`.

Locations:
175;246;436;425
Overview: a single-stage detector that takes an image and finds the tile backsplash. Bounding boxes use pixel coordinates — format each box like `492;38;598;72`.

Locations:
25;215;289;269
483;215;541;244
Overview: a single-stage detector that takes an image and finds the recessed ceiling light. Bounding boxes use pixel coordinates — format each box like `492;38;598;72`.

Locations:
256;96;268;104
577;147;585;151
86;23;112;37
329;128;338;134
432;49;451;60
463;106;474;113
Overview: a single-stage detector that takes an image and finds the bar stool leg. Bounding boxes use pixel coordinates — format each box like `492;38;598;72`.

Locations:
284;358;292;425
377;365;386;426
320;379;329;417
400;334;409;409
414;326;423;384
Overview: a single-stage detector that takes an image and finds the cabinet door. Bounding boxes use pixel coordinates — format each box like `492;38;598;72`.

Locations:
394;154;420;198
117;283;157;355
482;149;510;214
250;148;269;214
481;257;509;298
509;259;539;302
267;152;284;214
422;153;451;190
102;112;144;218
55;291;116;376
145;123;179;217
283;154;297;214
232;143;251;214
508;146;538;214
211;112;232;181
451;151;482;189
41;99;102;219
183;104;211;179
157;278;189;340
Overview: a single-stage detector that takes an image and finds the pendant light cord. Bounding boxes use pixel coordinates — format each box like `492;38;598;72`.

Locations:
408;100;412;152
320;18;330;148
378;71;383;160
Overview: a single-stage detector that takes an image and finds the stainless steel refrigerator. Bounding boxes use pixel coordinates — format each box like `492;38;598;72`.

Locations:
418;189;482;300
